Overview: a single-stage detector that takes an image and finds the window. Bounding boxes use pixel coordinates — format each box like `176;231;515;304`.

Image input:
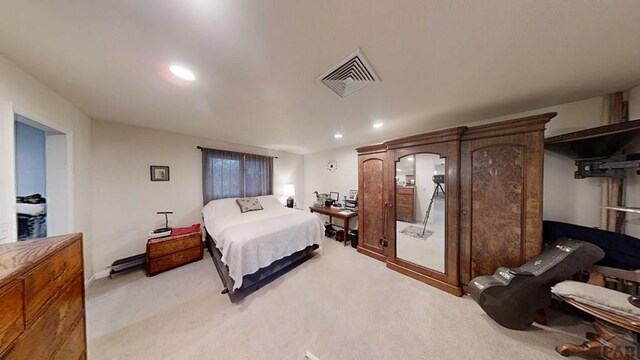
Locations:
201;148;273;203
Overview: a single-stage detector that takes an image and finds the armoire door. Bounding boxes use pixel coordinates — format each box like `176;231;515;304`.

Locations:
460;114;552;286
357;150;388;262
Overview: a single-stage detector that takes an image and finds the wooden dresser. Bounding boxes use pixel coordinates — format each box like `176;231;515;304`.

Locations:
395;186;415;222
146;232;203;276
0;233;86;359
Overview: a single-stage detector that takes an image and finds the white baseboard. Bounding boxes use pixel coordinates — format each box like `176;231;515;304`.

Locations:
84;269;111;288
84;274;95;288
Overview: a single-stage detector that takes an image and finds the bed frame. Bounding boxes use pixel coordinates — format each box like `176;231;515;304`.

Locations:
204;228;319;302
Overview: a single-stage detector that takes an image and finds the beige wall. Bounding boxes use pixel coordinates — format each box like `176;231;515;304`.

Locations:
0;54;93;279
302;146;358;209
90;119;304;275
302;146;358;230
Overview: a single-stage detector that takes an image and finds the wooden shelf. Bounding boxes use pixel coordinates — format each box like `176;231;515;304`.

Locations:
601;206;640;214
545;119;640;159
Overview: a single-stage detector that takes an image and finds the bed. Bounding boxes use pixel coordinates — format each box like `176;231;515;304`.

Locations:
202;195;323;301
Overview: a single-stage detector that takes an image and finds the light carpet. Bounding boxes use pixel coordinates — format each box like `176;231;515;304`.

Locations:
87;238;588;360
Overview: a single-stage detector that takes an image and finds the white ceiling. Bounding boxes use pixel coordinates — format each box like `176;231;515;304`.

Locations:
0;1;639;154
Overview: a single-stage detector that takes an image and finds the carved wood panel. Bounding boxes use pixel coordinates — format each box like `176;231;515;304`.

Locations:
361;158;384;252
470;145;525;279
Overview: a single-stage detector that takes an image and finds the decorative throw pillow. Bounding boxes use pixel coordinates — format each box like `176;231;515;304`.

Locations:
236;197;264;213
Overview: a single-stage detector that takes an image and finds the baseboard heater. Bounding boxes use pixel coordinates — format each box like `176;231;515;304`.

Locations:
109;253;146;279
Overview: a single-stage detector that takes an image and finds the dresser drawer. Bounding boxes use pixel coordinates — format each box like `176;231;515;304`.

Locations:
24;240;82;322
396;194;414;204
52;316;85;360
148;233;201;259
396;187;415;195
5;276;84;360
0;282;25;355
148;246;202;276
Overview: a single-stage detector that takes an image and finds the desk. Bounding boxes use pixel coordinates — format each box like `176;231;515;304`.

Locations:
309;206;358;245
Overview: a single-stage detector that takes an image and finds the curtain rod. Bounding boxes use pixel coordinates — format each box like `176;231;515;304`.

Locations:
196;146;278;159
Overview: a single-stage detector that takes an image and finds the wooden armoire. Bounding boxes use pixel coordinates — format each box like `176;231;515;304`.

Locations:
356;112;555;295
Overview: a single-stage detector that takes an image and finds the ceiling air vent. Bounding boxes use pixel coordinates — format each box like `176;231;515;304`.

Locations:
318;48;380;98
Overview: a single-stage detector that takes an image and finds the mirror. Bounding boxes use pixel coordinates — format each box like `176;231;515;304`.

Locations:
395;154;446;272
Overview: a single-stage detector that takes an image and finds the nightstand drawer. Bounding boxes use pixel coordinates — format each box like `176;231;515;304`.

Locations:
147;233;201;258
148;246;202;276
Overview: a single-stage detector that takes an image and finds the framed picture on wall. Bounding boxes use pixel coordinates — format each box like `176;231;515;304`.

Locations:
150;166;170;181
348;189;358;200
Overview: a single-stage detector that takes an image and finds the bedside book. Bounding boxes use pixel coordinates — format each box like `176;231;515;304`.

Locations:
148;230;171;239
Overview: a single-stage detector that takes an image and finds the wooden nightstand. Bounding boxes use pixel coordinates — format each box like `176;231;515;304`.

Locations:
146;232;203;276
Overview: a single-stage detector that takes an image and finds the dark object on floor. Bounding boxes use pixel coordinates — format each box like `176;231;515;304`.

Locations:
205;230;319;302
336;230;344;242
146;231;202;276
469;238;605;330
543;220;640;271
109;253;146;278
348;230;358;248
324;223;336;237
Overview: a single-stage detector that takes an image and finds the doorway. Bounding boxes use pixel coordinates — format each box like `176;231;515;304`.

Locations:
14;113;68;240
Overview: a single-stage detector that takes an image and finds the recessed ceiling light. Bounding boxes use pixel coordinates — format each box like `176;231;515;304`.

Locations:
334;133;343;139
169;65;196;81
373;122;384;129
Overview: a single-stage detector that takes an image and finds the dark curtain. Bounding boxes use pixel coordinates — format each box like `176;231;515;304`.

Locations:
202;149;244;203
202;148;273;204
244;153;273;197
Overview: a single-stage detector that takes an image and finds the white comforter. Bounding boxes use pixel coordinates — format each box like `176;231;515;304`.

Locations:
204;206;323;290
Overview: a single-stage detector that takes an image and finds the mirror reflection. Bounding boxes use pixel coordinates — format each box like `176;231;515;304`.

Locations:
396;154;446;272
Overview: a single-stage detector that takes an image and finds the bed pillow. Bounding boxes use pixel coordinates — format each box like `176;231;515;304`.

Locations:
203;198;242;218
236;197;264;213
257;195;284;209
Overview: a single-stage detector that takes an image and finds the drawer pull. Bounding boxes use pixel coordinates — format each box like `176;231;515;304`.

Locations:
53;264;69;282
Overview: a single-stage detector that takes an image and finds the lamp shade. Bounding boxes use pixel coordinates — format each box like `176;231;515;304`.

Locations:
283;184;295;197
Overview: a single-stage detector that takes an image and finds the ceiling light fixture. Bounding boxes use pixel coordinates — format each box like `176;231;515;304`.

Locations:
169;65;196;81
334;133;343;139
373;122;384;129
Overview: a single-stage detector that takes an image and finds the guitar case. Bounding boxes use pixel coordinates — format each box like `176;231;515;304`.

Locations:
469;238;605;330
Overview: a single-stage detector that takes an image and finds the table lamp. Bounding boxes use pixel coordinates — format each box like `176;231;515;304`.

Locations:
284;184;295;208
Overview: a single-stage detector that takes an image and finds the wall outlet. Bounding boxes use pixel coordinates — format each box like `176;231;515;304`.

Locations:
0;222;9;240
